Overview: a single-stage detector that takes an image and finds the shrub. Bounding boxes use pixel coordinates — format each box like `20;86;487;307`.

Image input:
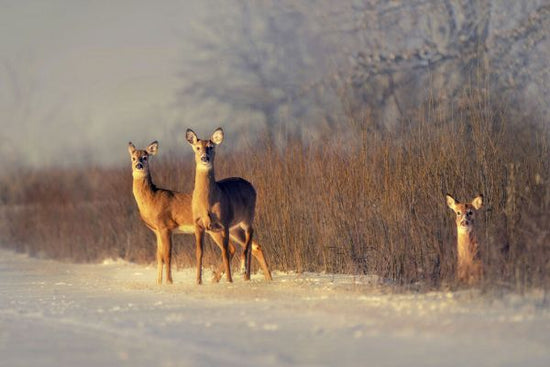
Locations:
1;88;548;290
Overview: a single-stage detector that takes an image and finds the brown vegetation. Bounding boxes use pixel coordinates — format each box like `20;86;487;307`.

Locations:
0;88;548;290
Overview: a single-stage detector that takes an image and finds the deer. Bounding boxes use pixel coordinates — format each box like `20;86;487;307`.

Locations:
128;140;272;285
445;194;484;285
128;141;191;284
186;127;261;285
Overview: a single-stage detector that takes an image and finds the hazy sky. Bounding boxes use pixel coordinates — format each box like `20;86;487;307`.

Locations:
1;1;214;167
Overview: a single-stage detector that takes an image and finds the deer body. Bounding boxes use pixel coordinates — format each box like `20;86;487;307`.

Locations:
446;194;484;285
192;173;256;234
129;141;195;284
132;175;193;234
187;128;260;284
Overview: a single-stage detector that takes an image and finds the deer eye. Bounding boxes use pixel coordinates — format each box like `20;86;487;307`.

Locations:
142;156;148;161
132;157;136;161
456;211;461;216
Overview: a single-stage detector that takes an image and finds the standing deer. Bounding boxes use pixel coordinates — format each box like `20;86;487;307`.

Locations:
128;141;272;284
128;141;191;284
445;194;484;285
186;127;261;284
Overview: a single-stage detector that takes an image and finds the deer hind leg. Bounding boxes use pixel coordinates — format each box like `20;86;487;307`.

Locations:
252;240;273;281
243;227;253;281
230;228;273;281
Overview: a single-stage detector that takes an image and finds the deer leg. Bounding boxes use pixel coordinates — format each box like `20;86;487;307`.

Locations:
251;240;272;281
154;231;164;284
158;230;173;284
243;227;253;281
221;228;233;283
195;226;205;285
230;229;272;281
209;232;237;282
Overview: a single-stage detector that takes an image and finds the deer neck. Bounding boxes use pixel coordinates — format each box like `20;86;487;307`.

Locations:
456;228;477;258
193;166;217;203
132;172;157;207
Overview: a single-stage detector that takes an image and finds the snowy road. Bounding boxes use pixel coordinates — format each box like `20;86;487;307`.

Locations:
1;248;549;367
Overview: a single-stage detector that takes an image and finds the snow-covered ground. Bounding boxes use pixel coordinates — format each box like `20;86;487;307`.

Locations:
1;248;549;367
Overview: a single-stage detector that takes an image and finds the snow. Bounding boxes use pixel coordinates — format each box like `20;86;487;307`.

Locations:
1;248;549;367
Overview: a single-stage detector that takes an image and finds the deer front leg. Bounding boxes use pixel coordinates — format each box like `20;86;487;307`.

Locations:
158;230;173;284
154;231;163;284
195;225;205;285
209;235;236;283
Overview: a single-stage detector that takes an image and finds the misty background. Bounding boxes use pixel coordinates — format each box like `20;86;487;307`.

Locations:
1;0;548;168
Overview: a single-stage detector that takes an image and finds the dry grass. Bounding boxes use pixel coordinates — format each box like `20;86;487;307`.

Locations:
1;88;548;290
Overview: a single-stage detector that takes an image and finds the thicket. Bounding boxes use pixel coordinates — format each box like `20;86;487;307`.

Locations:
1;88;548;290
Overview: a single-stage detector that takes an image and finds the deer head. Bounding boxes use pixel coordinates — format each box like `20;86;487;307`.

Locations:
128;141;158;178
185;128;224;170
445;194;483;234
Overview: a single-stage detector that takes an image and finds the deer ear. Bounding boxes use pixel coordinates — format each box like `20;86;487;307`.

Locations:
211;127;224;145
128;142;136;155
445;194;457;209
146;141;159;156
186;129;198;145
471;194;483;210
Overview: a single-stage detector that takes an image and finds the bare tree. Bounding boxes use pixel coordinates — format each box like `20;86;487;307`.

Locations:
177;0;333;142
342;0;549;126
1;57;41;167
178;0;549;138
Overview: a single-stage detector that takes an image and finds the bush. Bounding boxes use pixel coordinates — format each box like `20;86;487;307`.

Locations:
1;87;548;290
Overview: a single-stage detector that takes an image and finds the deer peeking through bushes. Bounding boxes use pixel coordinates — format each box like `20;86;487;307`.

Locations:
446;194;484;285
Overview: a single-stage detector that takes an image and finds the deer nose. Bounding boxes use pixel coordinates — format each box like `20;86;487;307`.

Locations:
136;162;144;170
201;155;209;163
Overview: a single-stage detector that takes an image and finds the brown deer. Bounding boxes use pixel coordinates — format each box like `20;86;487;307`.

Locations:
445;194;484;285
186;128;262;284
128;141;191;284
128;141;272;285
